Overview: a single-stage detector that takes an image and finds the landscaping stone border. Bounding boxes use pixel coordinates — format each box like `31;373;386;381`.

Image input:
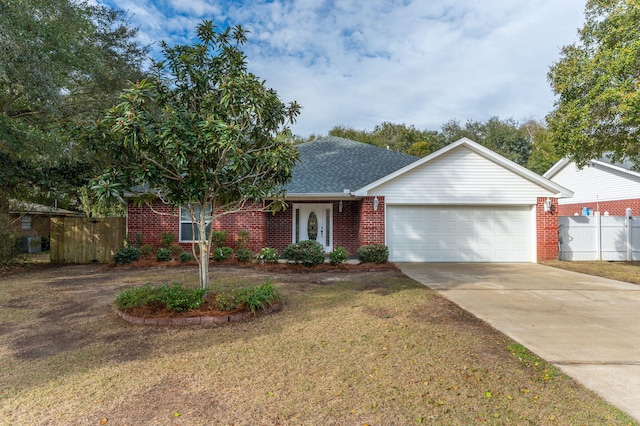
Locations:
116;303;281;326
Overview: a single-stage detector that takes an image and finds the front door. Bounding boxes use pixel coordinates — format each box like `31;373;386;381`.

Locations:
293;203;333;252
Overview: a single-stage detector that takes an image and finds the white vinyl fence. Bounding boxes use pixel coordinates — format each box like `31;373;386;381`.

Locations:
558;212;640;261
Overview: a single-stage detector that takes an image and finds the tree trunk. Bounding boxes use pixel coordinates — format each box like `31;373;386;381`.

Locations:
197;208;211;291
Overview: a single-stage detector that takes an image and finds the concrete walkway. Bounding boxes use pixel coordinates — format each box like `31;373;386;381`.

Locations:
397;262;640;422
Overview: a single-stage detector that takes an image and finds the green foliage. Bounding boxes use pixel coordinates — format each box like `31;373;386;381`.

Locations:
523;120;562;175
92;21;300;291
283;240;325;266
235;248;254;263
168;244;184;258
115;283;205;312
140;244;154;255
160;283;206;312
115;284;160;310
329;246;349;265
240;281;282;313
211;230;227;249
0;0;147;208
236;229;250;250
161;232;176;248
155;248;171;262
326;118;544;168
213;246;233;261
357;244;389;264
547;0;640;167
113;246;142;265
214;281;281;313
257;247;279;263
180;251;196;262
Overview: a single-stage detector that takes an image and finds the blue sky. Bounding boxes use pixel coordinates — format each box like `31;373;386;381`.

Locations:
96;0;586;137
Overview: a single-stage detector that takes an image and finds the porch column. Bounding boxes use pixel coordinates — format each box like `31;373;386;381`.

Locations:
536;197;559;261
358;196;385;247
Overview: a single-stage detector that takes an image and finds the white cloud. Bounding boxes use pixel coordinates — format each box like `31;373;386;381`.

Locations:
98;0;586;136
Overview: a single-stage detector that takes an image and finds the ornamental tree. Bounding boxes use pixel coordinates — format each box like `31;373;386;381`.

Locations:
547;0;640;167
92;21;300;290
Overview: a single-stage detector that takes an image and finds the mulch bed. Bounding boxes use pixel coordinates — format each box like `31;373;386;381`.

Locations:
114;256;397;323
112;256;398;273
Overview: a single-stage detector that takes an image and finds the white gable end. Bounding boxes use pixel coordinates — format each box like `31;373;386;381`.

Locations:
550;162;640;205
369;146;557;204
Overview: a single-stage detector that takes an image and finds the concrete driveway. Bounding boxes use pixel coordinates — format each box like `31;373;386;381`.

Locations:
397;262;640;422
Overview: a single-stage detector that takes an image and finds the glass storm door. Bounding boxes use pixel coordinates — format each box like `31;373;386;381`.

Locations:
293;203;333;252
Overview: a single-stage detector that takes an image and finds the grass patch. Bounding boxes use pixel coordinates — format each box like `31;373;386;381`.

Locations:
0;265;636;425
542;259;640;285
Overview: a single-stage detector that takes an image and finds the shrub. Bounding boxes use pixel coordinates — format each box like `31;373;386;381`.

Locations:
160;232;176;248
357;244;389;264
180;251;196;262
236;229;250;250
156;247;171;261
115;283;204;312
214;281;281;313
140;244;154;255
169;243;183;258
115;284;161;309
235;248;254;263
211;230;227;248
257;247;279;263
113;246;141;264
213;246;233;261
283;240;325;267
329;246;349;265
238;281;281;313
160;283;206;312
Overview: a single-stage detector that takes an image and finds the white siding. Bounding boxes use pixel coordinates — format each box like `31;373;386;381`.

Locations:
370;146;556;204
551;162;640;205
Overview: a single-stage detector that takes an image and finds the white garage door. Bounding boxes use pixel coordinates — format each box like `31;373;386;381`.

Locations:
387;206;532;262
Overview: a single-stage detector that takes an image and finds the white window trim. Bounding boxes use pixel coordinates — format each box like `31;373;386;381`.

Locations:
179;205;212;242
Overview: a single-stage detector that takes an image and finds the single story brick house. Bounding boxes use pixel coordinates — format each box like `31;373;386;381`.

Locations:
544;157;640;217
127;136;572;262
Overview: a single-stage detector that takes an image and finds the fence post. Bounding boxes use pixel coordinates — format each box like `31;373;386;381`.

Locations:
595;211;602;261
626;208;632;261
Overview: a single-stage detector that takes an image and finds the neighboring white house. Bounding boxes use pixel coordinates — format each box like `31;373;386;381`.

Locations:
544;158;640;216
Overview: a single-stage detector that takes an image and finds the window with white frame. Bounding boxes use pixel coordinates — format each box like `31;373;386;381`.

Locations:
179;205;212;242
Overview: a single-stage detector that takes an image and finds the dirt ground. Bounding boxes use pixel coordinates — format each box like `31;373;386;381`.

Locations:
2;262;387;360
0;262;635;425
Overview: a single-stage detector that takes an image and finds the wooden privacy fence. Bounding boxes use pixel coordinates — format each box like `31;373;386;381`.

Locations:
558;212;640;261
50;217;126;263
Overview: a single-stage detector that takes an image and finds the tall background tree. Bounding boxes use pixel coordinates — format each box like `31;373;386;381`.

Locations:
322;117;545;169
92;21;300;290
0;0;147;209
0;0;146;263
547;0;640;167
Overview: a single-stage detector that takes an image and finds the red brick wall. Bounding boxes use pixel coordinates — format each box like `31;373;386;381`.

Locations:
211;202;266;252
127;201;178;248
358;196;385;246
266;207;292;254
127;200;267;252
558;199;640;217
334;200;360;254
536;197;559;261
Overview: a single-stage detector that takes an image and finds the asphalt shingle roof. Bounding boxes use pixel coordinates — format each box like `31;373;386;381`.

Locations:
284;136;419;194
